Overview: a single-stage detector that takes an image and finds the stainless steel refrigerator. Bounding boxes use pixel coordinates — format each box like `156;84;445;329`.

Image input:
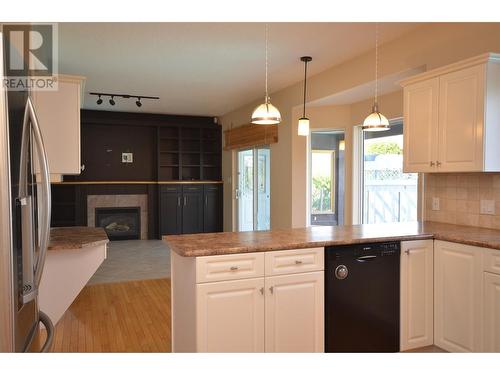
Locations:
0;27;54;352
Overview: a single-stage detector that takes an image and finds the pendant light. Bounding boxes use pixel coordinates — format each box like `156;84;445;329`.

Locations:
362;23;390;132
251;24;281;125
298;56;312;136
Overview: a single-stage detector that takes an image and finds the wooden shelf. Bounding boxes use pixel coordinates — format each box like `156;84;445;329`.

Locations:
157;123;222;182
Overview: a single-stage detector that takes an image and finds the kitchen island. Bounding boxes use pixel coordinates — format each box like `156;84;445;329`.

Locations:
166;221;500;353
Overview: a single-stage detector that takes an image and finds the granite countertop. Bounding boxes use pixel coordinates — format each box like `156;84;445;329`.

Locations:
164;221;500;257
49;227;109;251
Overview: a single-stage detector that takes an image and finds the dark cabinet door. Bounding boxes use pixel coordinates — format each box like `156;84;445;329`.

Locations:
160;186;182;235
182;185;204;234
203;184;222;233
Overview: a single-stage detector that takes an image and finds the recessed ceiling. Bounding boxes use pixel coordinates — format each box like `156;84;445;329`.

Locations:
58;22;423;116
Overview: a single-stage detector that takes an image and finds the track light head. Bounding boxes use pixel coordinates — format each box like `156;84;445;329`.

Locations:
109;96;116;106
96;95;103;105
136;98;142;107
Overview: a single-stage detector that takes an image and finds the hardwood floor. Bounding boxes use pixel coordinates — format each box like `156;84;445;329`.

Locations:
35;278;171;352
34;277;445;353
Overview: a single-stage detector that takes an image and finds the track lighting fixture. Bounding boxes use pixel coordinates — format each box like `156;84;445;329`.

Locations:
89;92;160;108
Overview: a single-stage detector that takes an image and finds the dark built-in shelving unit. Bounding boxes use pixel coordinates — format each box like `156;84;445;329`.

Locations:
158;126;222;182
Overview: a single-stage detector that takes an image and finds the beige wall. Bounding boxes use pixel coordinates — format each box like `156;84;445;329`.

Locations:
220;23;500;232
424;173;500;229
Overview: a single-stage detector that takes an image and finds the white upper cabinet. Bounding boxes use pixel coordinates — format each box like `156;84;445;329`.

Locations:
403;78;439;173
32;75;85;179
438;65;485;171
401;53;500;173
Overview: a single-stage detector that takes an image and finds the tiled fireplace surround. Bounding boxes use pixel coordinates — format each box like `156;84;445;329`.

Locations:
424;173;500;229
87;194;148;239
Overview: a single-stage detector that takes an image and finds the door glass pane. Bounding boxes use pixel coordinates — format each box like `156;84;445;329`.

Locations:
238;149;254;231
310;131;345;226
362;123;418;223
256;147;270;231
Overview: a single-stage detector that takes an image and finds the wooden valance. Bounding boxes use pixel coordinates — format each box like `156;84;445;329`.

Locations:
224;123;278;150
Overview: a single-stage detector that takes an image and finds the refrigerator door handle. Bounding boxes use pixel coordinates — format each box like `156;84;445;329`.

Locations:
26;96;51;288
37;311;54;353
19;96;51;304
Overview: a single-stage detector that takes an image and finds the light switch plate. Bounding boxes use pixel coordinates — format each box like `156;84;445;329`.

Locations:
480;199;495;215
432;197;440;211
122;152;133;163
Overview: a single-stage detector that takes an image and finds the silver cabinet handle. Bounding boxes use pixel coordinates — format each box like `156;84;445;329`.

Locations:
269;286;274;294
184;196;187;206
230;266;239;271
205;195;208;206
430;161;435;167
295;260;303;265
436;161;442;166
177;196;181;207
259;287;264;295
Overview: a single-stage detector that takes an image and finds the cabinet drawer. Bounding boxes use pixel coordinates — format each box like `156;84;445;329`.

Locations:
265;248;324;276
483;248;500;275
196;252;264;283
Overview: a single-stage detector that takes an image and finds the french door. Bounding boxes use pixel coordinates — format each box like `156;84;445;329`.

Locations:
237;147;270;231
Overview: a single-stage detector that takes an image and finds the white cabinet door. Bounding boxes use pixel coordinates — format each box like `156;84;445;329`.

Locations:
265;271;324;353
403;78;439;173
484;272;500;352
438;65;485;172
434;240;483;352
400;240;434;351
196;277;264;352
32;75;84;176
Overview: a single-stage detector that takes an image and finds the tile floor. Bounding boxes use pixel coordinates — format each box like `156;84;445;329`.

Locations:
88;239;170;285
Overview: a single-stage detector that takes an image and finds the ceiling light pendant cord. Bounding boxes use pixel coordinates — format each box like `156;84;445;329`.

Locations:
303;59;308;118
374;22;379;109
265;23;269;104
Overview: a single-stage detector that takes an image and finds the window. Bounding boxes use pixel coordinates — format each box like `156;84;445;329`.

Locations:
309;130;345;226
361;122;418;224
311;150;335;213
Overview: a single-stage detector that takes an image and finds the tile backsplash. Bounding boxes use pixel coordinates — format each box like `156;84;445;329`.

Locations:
424;173;500;229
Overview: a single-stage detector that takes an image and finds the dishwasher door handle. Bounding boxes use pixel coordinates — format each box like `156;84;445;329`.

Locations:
356;255;377;262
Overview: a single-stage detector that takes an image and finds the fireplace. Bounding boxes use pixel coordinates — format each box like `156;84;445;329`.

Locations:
95;207;141;241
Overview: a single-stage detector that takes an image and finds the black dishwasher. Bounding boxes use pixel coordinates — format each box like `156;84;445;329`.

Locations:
325;242;400;352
